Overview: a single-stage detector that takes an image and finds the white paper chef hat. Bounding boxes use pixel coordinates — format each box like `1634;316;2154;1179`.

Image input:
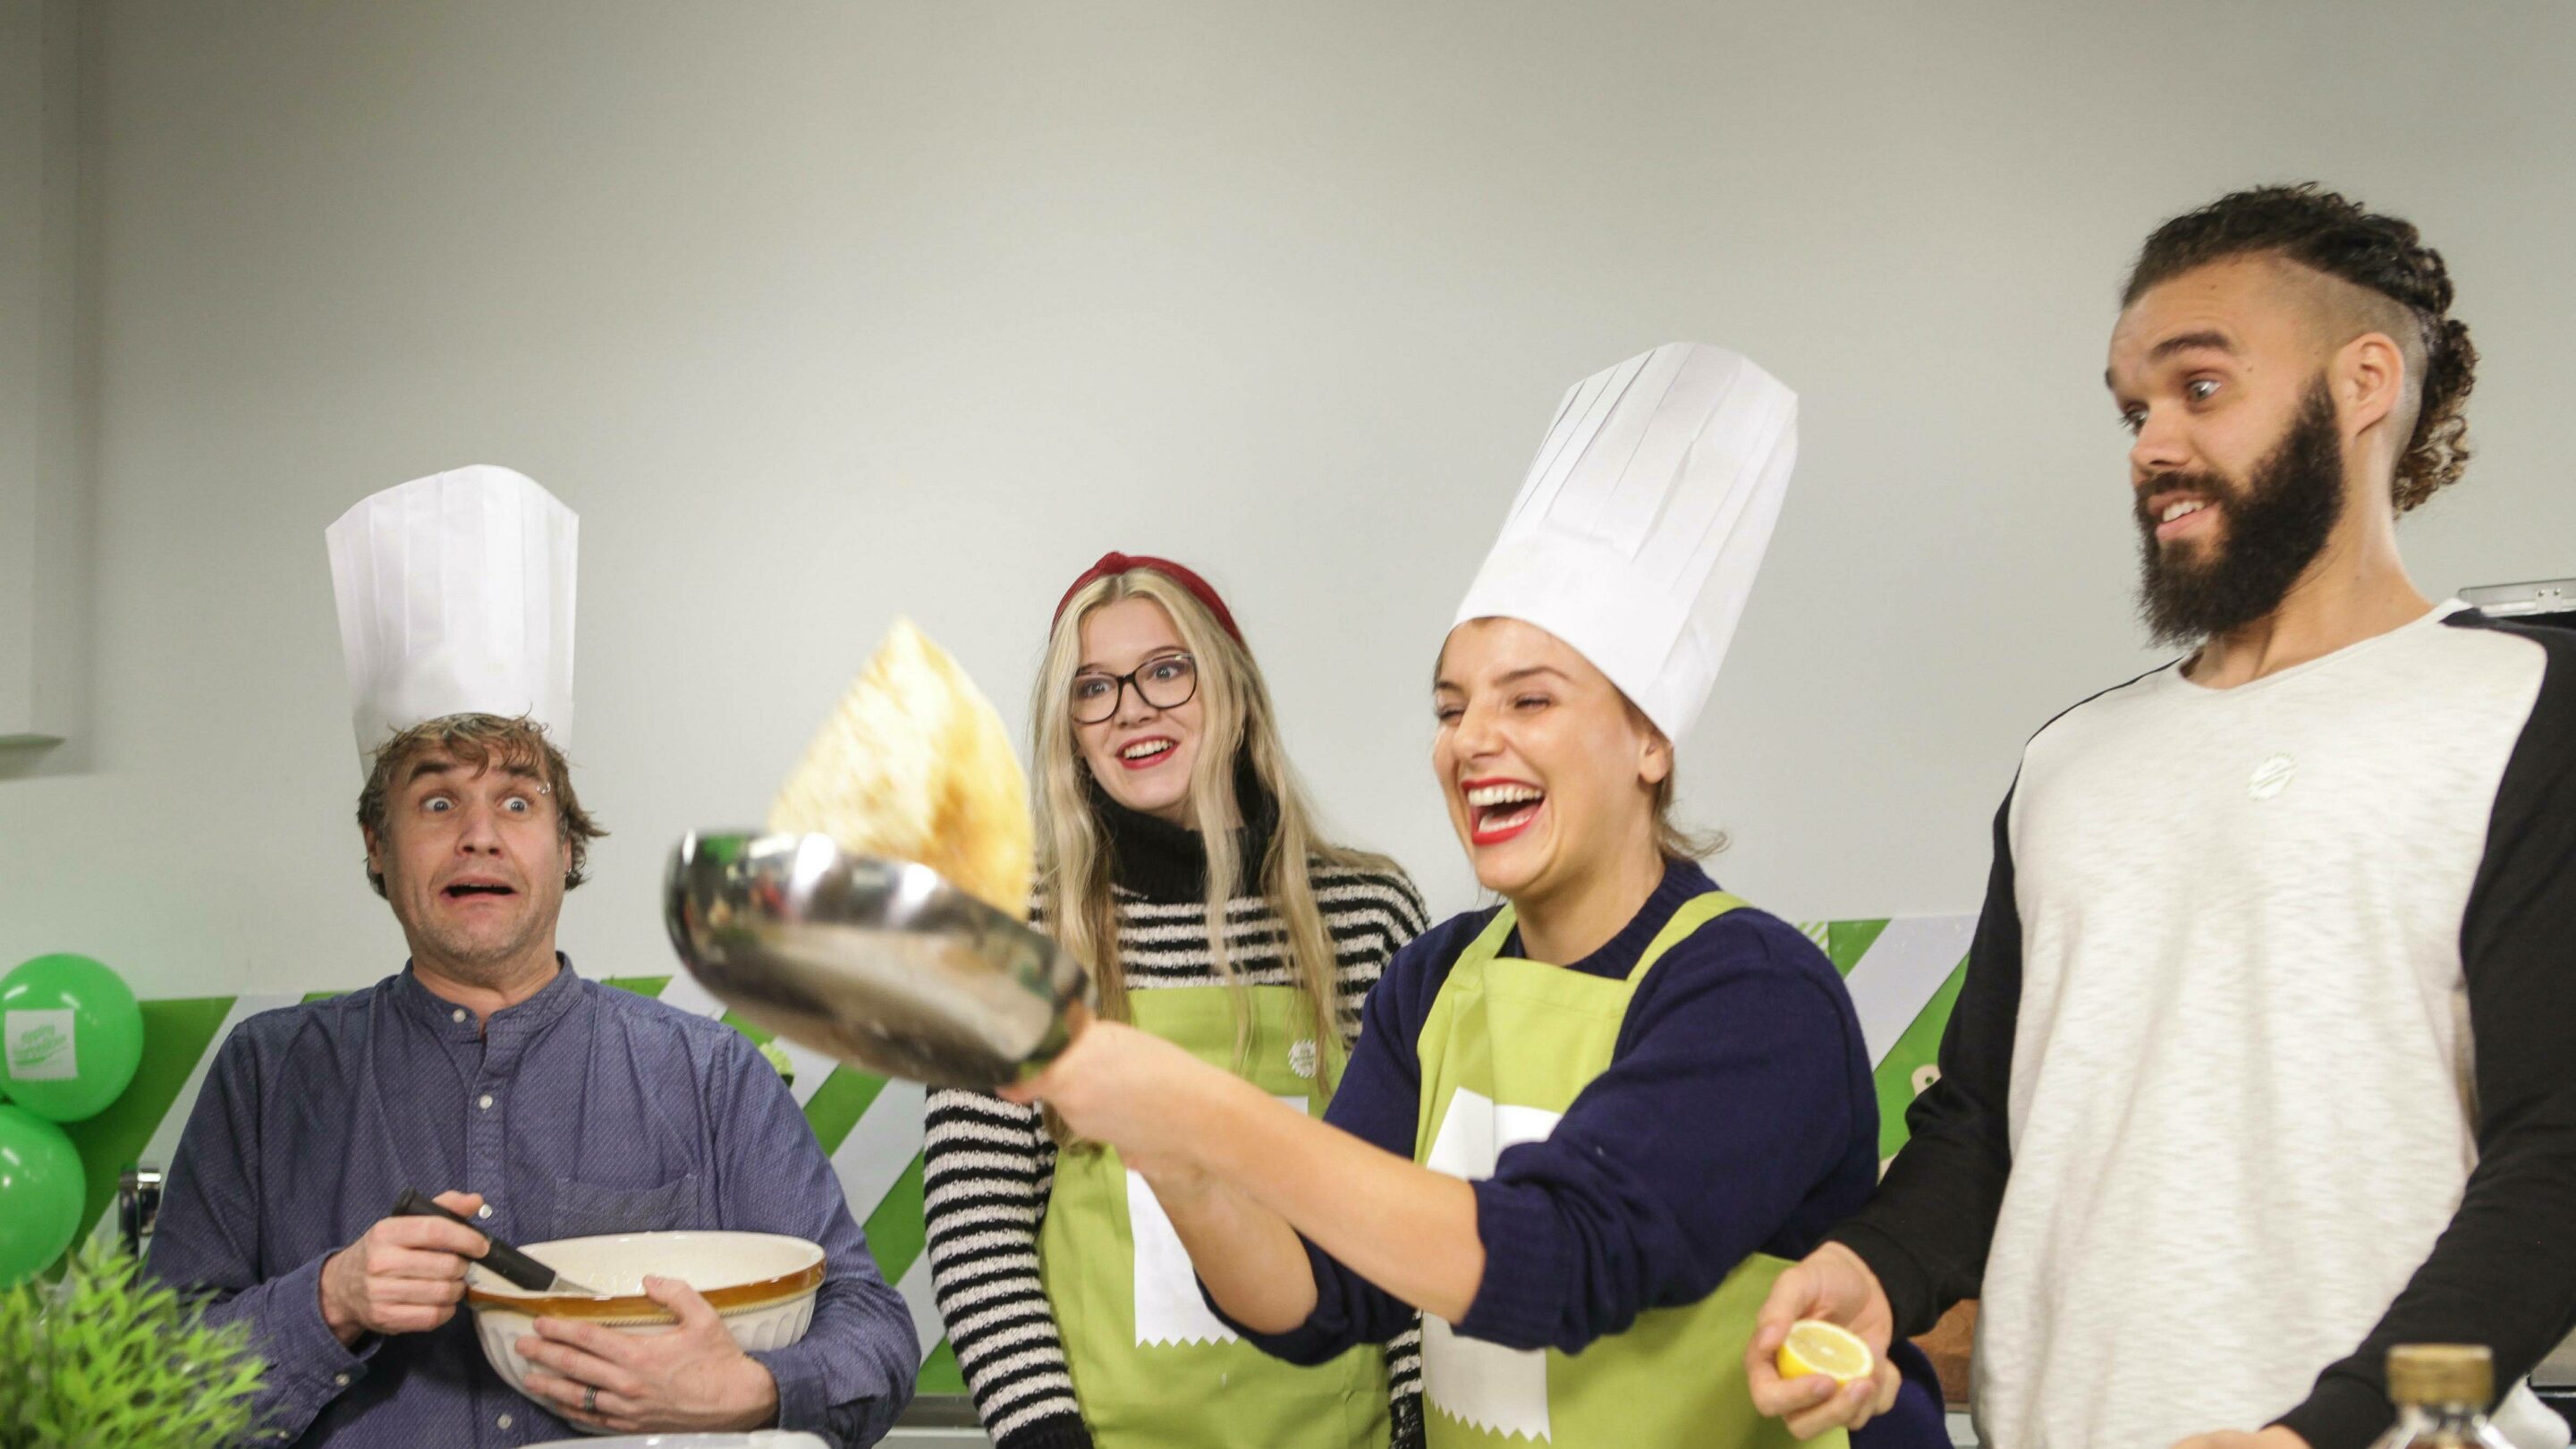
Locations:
1453;343;1795;741
325;465;579;768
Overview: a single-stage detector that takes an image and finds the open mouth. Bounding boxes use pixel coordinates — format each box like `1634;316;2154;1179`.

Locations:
1462;779;1545;847
2150;496;2216;541
442;881;518;902
1116;737;1179;771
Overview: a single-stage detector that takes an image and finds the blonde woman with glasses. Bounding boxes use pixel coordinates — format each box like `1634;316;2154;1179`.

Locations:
924;552;1431;1449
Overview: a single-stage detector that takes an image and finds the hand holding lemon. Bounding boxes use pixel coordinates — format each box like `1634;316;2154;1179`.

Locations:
1745;1243;1906;1438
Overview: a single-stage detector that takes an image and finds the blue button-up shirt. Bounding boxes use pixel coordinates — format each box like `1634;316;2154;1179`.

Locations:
148;960;918;1447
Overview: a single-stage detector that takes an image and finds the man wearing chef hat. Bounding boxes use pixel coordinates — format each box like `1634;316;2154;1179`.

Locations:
1750;186;2576;1449
1009;343;1946;1446
148;467;919;1447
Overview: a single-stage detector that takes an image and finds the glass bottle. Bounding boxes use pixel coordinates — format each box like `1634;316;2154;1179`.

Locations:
2367;1343;2518;1449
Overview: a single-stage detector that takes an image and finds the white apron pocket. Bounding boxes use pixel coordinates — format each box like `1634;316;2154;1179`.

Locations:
1421;1088;1564;1441
1129;1093;1308;1347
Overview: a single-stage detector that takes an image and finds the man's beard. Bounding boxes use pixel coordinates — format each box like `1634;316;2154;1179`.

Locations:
417;918;543;975
398;886;556;981
2135;378;2346;647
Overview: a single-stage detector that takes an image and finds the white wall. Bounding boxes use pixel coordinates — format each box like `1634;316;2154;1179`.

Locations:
0;0;89;751
4;2;2572;998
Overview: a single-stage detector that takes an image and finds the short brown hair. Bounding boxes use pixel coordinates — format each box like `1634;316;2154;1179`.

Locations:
2122;183;2478;513
356;714;606;896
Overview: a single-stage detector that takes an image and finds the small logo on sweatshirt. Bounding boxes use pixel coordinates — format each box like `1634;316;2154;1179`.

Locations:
1288;1039;1318;1080
2249;753;2297;801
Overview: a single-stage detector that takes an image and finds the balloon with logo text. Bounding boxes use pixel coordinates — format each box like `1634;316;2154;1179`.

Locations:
1;953;144;1123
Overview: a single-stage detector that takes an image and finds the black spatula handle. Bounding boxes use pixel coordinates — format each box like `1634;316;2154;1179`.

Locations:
391;1188;562;1292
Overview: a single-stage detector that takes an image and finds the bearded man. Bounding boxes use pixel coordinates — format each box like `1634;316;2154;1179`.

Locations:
1749;186;2576;1449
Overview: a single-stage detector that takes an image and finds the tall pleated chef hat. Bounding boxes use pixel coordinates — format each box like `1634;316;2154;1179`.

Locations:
325;465;579;769
1452;342;1796;741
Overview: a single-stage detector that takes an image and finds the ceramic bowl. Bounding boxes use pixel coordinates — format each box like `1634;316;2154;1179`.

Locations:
466;1231;826;1436
525;1423;835;1433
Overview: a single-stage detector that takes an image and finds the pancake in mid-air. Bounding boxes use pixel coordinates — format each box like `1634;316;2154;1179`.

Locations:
768;617;1032;920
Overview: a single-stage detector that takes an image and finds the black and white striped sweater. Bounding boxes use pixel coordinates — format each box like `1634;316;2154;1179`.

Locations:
923;805;1429;1449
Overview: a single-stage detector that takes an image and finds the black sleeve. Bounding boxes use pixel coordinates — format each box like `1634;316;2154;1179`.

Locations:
1826;788;2021;1340
2278;623;2576;1449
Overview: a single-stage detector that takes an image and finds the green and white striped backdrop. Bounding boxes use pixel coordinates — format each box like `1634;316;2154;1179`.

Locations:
50;915;1973;1397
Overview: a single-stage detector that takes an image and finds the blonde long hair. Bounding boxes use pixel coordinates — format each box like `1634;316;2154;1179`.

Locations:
1032;569;1391;1094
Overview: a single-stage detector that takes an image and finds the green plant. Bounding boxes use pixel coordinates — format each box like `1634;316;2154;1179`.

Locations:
0;1240;268;1448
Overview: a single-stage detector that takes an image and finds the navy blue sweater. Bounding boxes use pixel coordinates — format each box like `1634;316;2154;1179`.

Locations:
1219;860;1946;1443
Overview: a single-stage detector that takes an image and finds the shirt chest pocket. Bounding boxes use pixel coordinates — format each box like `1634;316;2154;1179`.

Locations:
549;1172;699;1240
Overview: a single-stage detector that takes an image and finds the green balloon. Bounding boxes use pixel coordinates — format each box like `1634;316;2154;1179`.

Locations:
1;953;145;1123
0;1103;84;1284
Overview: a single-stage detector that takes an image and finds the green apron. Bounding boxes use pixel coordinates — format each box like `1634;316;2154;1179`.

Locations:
1039;983;1392;1448
1411;893;1844;1449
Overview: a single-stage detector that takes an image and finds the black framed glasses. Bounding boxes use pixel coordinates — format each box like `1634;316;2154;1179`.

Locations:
1070;653;1198;724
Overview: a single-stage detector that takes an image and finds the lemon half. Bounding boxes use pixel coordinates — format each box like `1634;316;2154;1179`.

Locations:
1775;1318;1874;1385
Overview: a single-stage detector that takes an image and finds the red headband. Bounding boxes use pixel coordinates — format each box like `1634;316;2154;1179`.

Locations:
1052;551;1245;646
